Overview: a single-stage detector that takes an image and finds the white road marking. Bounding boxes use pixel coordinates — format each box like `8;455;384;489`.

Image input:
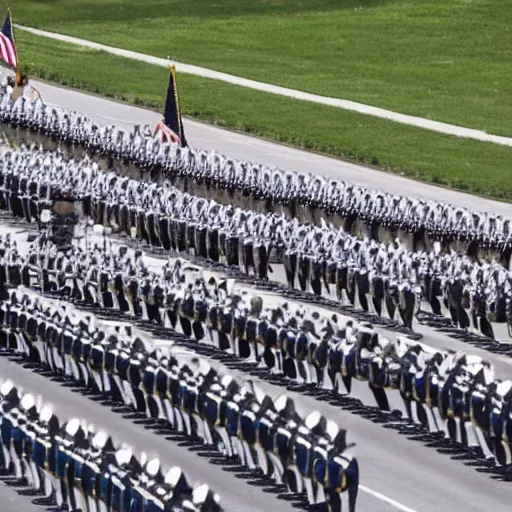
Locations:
360;485;420;512
0;225;505;511
16;24;512;147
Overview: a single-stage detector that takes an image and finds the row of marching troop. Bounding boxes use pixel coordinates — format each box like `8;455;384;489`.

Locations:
0;378;222;512
0;286;360;512
1;228;512;477
0;73;511;512
0;147;511;343
1;83;511;258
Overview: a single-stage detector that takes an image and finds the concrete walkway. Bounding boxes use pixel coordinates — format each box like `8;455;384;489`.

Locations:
17;24;512;148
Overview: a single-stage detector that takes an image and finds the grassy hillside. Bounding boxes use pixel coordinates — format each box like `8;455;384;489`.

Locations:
15;30;512;201
14;0;512;136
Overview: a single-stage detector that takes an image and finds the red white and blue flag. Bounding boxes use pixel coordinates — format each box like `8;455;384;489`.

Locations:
154;119;182;145
154;65;188;146
0;11;17;70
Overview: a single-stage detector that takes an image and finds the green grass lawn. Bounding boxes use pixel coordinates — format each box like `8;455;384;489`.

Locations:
15;30;512;202
14;0;512;137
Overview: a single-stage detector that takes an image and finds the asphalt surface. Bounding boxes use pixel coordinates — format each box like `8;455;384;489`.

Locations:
19;25;512;148
0;81;511;511
0;480;43;512
0;357;372;512
1;217;512;511
0;351;510;512
4;223;512;379
1;236;511;512
31;79;512;216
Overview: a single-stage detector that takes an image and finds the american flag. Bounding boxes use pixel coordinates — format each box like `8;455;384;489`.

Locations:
0;11;17;69
154;119;181;145
154;65;188;147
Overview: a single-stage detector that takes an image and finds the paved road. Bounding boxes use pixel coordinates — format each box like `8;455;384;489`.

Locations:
1;225;511;511
0;354;509;512
0;481;43;512
31;80;512;216
19;25;512;147
1;81;511;511
5;223;512;375
0;357;383;512
4;219;512;378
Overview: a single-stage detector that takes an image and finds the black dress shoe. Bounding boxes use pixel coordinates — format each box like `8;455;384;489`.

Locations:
4;477;28;487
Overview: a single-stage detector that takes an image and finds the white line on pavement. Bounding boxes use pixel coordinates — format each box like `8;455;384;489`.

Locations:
360;485;420;512
16;24;512;148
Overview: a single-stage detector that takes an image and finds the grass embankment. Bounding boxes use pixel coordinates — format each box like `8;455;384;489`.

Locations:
15;0;512;136
15;29;512;202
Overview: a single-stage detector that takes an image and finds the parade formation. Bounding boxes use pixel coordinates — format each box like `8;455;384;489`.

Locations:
2;90;512;261
0;9;510;512
0;145;511;345
0;378;223;512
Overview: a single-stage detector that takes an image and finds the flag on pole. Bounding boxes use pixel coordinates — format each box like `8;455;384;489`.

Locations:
155;65;188;146
0;10;17;70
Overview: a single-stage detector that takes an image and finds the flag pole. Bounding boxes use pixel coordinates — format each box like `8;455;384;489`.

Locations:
6;7;21;85
169;65;182;126
155;64;188;146
170;65;187;145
